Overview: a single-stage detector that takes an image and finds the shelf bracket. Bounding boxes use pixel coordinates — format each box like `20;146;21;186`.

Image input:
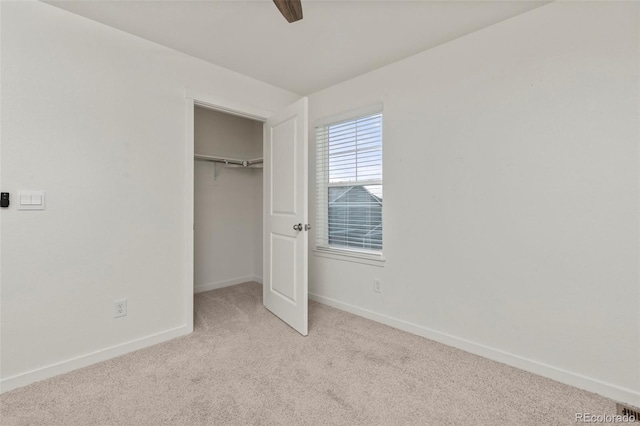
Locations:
213;159;231;181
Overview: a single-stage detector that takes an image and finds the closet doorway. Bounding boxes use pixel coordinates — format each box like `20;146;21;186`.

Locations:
184;93;309;336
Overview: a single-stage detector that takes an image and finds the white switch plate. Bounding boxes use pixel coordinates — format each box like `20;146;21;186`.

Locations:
17;191;45;210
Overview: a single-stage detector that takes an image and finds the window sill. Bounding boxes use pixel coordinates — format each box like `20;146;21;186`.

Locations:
312;248;386;267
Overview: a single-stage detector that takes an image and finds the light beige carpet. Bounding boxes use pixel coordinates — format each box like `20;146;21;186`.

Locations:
1;282;616;425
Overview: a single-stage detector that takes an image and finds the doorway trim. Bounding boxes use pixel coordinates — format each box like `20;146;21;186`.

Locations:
183;89;273;332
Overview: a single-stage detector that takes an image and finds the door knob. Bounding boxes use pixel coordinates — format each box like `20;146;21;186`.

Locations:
293;223;302;231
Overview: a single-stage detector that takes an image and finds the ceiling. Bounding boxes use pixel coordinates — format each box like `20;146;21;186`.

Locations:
47;0;548;95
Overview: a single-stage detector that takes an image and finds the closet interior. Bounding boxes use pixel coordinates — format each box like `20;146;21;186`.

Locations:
194;106;263;293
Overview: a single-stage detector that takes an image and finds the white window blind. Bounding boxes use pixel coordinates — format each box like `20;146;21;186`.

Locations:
316;112;383;252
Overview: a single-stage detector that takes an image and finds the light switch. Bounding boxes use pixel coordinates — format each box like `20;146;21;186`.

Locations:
17;191;45;210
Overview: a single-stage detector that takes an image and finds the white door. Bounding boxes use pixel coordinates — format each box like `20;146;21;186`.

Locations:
263;97;308;336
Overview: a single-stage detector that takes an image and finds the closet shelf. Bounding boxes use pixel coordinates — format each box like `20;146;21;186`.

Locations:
195;154;263;167
223;163;263;169
195;154;263;180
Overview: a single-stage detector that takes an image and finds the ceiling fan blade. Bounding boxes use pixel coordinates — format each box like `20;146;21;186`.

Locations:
273;0;303;23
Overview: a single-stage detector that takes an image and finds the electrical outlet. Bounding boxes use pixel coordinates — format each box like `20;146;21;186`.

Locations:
373;279;382;293
113;299;127;318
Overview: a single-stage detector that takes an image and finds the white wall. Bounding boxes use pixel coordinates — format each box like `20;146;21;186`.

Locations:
0;1;298;390
194;107;263;291
308;1;639;405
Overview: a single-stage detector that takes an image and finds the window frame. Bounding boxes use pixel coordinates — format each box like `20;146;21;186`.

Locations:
314;104;385;266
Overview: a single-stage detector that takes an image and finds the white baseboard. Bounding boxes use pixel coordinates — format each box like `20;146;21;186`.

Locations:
0;324;191;394
309;292;640;407
194;276;263;294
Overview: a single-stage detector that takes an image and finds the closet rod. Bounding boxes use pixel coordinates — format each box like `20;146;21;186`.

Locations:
195;154;263;167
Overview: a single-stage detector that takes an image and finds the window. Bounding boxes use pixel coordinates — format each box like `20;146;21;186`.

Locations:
316;112;383;254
